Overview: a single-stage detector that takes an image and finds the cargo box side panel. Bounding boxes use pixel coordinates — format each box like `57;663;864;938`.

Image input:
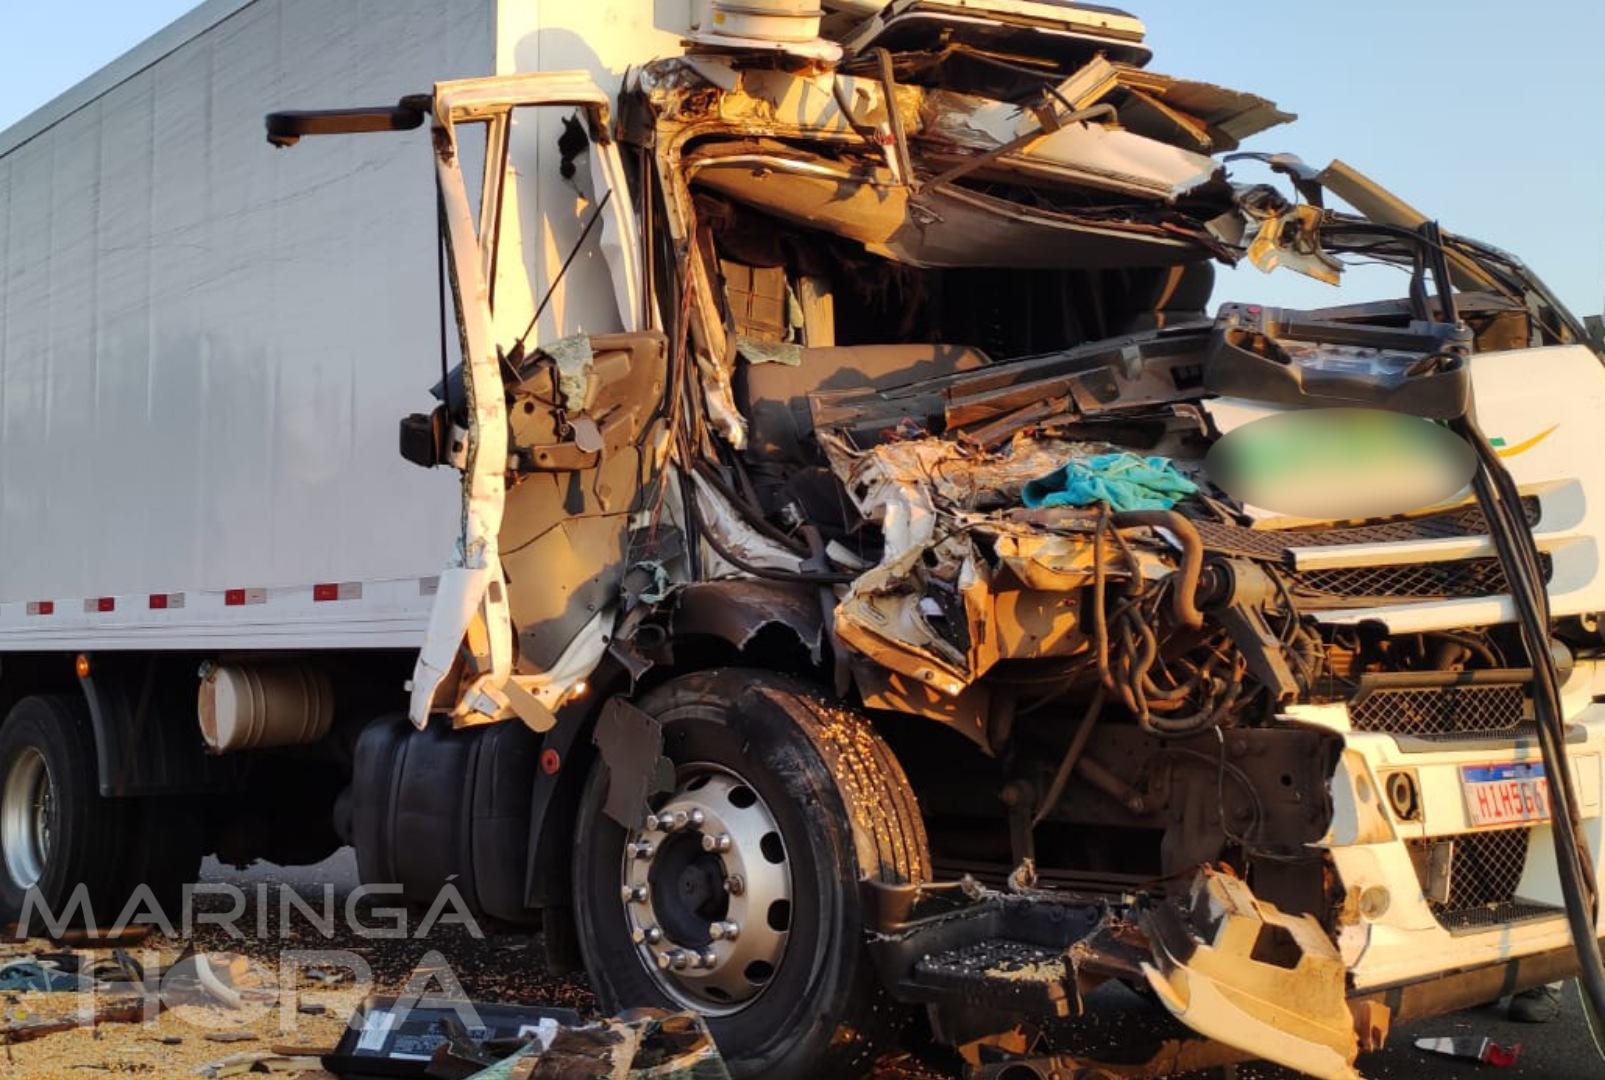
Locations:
0;0;494;646
489;1;695;346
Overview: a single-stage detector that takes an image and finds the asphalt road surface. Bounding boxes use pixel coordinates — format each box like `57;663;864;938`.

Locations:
207;853;1598;1078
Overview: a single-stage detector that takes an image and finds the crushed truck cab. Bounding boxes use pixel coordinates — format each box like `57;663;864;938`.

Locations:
268;3;1605;1076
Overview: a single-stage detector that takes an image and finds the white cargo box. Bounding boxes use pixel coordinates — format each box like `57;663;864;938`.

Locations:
0;0;693;650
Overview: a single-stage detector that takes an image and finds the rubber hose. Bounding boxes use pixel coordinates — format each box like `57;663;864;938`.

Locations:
1457;416;1605;1045
1111;510;1204;629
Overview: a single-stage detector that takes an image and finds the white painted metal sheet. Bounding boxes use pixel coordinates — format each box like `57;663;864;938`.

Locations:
0;0;693;650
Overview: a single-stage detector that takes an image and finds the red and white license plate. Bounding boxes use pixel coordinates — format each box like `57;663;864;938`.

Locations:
1461;762;1551;827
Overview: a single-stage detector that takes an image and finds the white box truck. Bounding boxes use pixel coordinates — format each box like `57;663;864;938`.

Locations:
0;0;687;908
7;2;1605;1077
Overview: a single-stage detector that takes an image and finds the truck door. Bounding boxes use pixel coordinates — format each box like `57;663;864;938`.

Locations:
408;75;663;728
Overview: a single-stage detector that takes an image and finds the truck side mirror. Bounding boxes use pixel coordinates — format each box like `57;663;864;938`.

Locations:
266;103;427;148
399;408;452;469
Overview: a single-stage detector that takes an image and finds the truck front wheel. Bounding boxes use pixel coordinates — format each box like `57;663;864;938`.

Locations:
573;669;929;1080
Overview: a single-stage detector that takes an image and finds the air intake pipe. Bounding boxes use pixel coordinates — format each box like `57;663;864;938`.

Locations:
695;1;824;44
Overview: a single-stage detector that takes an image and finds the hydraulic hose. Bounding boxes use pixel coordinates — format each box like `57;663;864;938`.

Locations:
1454;413;1605;1044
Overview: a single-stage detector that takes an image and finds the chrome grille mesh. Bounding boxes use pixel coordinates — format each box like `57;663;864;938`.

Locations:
1288;553;1552;605
1192;497;1541;562
1407;828;1559;931
1350;683;1529;739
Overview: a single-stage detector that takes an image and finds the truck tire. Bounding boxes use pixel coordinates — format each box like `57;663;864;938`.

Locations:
0;695;132;929
573;669;929;1080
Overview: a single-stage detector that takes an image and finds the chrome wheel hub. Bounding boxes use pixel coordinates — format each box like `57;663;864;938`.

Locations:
620;765;792;1013
2;748;52;890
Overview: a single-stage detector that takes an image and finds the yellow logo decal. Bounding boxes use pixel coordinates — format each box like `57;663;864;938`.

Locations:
1493;425;1559;458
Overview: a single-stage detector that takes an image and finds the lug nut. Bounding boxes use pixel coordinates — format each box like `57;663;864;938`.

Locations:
621;885;648;903
643;925;663;944
643;814;660;832
670;950;691;971
702;832;732;853
689;809;706;827
709;921;740;941
725;875;745;896
700;949;718;969
632;841;656;859
665;809;690;831
655;951;674;971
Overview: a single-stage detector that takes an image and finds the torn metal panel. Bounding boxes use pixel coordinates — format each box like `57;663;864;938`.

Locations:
691;471;810;578
689;147;1211;269
1105;65;1295;152
916;89;1224;200
822;433;1167;693
673;579;825;663
854;660;994;752
593;696;670;829
1141;870;1361;1080
993;528;1155;593
842;0;1154;69
830;518;997;695
722;68;916;141
1055;55;1297;154
1242;197;1343;286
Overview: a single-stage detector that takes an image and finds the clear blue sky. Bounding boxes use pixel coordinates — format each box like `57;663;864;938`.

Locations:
2;0;1601;317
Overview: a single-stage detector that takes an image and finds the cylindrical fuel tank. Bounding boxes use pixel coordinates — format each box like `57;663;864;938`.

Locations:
198;663;335;753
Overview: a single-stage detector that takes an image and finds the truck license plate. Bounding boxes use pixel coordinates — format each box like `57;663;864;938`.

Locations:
1461;762;1550;827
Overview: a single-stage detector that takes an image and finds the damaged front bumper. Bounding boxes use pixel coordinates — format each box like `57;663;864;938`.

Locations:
864;675;1605;1078
864;869;1360;1077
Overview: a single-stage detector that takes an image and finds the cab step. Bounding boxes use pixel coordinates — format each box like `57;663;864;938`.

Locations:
908;938;1076;1017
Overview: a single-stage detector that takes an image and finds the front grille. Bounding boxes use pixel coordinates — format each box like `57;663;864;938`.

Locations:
1192;497;1541;561
1407;827;1560;932
1350;683;1529;739
1286;553;1552;606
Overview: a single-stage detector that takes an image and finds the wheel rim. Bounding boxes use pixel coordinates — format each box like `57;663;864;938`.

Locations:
2;747;52;890
619;763;793;1015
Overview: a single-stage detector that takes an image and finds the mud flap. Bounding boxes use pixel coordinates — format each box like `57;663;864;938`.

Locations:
1139;869;1360;1080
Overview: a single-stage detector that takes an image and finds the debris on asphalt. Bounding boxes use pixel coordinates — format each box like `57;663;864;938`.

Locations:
469;1009;729;1080
323;996;582;1078
194;1049;324;1077
204;1031;259;1044
319;996;729;1080
1415;1035;1523;1066
0;996;151;1047
0;960;98;994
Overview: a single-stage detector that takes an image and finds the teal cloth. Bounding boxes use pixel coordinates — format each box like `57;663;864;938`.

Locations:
1023;452;1197;512
0;961;88;992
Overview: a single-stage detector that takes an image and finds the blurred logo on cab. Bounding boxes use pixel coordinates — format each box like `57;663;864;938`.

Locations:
1206;408;1478;520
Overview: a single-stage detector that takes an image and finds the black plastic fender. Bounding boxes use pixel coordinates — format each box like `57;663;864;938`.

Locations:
77;653;240;797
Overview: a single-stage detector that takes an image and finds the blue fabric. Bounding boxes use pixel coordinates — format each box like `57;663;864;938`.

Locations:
0;961;87;992
1022;452;1197;512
